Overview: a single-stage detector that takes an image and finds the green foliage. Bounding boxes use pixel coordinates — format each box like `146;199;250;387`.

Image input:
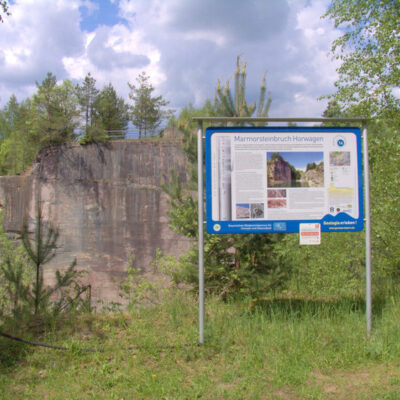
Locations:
305;161;323;174
19;207;90;318
77;131;108;145
76;74;129;144
168;100;216;133
93;83;129;140
368;122;400;281
76;72;101;141
128;71;171;138
0;213;32;321
19;207;59;315
162;169;198;236
28;73;79;147
167;101;217;189
307;0;400;294
214;55;271;123
276;232;365;297
0;72;131;174
269;152;280;161
324;0;400;123
118;250;176;310
306;162;316;171
0;0;10;23
289;164;299;181
0;94;18;141
168;234;288;299
0;98;35;175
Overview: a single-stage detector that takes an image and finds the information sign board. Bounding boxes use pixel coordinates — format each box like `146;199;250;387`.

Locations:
205;127;363;234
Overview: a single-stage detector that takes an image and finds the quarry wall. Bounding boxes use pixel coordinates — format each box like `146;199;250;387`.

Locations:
0;140;191;304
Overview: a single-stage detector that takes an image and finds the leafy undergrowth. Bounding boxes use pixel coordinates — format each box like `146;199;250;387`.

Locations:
1;291;400;399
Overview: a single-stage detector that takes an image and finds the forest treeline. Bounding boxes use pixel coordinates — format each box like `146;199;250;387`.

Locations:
0;71;170;175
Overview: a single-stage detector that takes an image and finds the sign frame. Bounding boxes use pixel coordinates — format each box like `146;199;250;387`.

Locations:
205;126;364;234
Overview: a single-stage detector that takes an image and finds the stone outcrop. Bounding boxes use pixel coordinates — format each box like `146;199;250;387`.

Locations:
0;140;191;304
267;155;293;187
305;167;324;187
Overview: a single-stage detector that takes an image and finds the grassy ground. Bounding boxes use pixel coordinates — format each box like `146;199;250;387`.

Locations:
1;291;400;399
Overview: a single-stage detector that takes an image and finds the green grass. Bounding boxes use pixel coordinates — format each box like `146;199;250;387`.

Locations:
1;291;400;399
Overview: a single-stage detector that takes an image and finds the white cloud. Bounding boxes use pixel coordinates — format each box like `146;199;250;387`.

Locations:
183;31;226;47
0;0;85;102
0;0;342;118
285;75;309;86
62;21;165;100
294;92;324;114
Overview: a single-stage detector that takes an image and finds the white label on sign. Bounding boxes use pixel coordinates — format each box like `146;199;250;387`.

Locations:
300;223;321;245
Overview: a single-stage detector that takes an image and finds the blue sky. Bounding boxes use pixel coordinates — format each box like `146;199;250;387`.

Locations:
268;152;324;170
79;1;124;32
0;0;341;118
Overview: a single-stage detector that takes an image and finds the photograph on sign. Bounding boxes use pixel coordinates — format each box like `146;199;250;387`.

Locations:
205;127;363;234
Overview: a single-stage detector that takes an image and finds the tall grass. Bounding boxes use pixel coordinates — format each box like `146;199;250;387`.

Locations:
1;291;400;399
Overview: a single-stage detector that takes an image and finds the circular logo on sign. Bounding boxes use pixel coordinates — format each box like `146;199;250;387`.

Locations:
334;135;346;147
213;224;221;232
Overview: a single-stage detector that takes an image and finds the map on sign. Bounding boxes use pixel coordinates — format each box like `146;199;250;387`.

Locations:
205;127;363;234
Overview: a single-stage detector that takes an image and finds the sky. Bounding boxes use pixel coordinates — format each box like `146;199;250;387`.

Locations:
0;0;342;118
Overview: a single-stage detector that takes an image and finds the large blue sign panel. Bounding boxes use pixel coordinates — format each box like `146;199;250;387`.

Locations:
205;127;364;234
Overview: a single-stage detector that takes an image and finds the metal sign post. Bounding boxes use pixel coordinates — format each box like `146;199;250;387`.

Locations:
194;117;371;343
362;123;372;334
197;122;205;344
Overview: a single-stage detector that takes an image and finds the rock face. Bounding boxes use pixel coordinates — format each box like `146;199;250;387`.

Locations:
305;167;324;187
267;155;293;187
0;140;191;304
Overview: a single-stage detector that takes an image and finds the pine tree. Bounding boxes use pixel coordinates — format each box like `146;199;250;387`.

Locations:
19;207;58;315
76;72;99;136
0;98;34;175
93;83;129;139
214;55;272;124
16;207;89;317
128;72;170;138
29;73;79;146
0;95;19;140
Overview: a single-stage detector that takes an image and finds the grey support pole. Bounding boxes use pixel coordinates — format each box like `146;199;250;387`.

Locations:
197;122;205;344
362;123;372;335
